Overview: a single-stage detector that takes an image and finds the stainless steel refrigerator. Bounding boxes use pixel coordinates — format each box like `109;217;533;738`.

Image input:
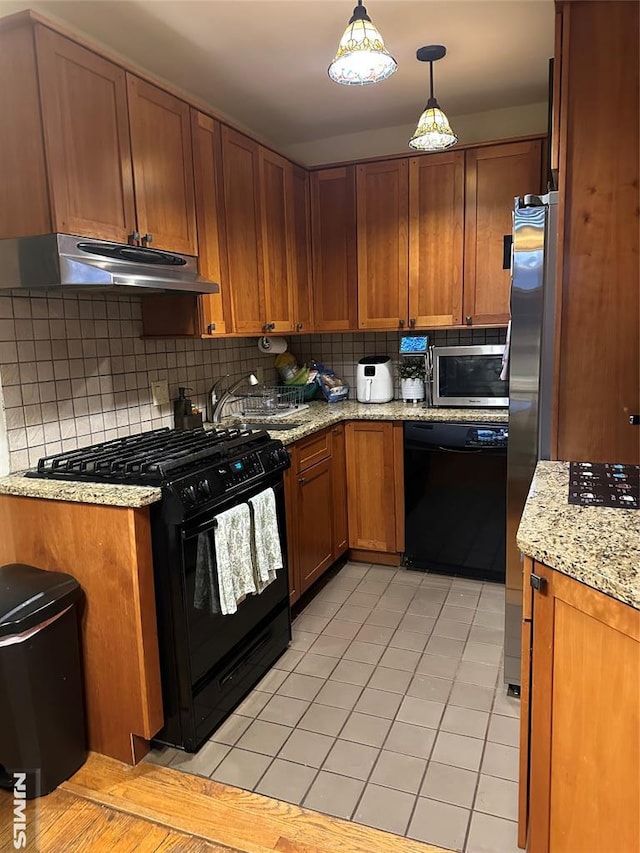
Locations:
504;191;558;687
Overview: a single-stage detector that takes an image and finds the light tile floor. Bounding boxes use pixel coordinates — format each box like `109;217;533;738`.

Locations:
148;563;520;853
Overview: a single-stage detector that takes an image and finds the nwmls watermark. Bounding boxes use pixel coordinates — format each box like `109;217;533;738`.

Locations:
1;770;39;850
13;772;27;849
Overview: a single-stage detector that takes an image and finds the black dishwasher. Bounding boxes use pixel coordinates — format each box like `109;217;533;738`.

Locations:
404;422;508;582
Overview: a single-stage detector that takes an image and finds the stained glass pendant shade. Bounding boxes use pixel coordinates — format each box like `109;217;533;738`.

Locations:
409;45;458;151
328;0;397;86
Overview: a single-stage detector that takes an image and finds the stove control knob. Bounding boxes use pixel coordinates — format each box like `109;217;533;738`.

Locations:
181;486;197;505
198;479;211;497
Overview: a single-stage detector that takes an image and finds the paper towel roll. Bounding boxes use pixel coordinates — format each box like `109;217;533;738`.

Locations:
258;336;288;354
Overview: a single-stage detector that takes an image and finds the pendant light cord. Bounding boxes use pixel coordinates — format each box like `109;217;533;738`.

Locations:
429;61;434;100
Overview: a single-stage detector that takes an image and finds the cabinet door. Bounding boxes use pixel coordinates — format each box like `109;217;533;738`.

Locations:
554;1;639;465
311;167;358;331
345;421;397;553
464;140;542;325
35;26;136;243
127;75;197;255
528;563;640;853
221;127;266;335
409;152;464;327
291;165;314;334
295;457;335;594
259;148;295;333
192;110;231;336
356;160;409;330
283;461;300;606
331;425;348;557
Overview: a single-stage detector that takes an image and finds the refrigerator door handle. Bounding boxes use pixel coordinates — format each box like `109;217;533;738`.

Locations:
503;235;513;270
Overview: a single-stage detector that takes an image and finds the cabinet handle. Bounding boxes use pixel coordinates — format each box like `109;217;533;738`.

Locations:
630;415;640;425
270;322;276;331
295;322;303;331
465;315;472;326
530;573;547;592
128;231;140;245
409;318;416;328
399;319;405;328
262;323;270;332
332;428;340;435
298;477;307;485
207;323;216;334
142;233;153;246
503;235;513;270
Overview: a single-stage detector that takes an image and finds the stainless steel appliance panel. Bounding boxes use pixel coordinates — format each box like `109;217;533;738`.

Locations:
505;193;558;685
432;345;508;408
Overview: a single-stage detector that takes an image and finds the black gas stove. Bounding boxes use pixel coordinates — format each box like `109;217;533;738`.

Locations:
28;426;292;752
27;426;291;523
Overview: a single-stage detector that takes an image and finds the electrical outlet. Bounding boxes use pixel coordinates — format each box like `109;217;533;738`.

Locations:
151;380;170;407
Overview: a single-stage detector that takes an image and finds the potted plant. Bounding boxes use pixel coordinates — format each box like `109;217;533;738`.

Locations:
398;358;426;402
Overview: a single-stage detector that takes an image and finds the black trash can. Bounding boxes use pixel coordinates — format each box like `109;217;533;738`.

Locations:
0;564;87;799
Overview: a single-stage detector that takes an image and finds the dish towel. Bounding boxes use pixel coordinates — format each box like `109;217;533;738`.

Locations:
193;530;221;614
213;503;256;615
248;487;283;593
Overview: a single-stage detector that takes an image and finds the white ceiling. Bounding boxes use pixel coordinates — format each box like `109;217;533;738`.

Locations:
1;0;555;162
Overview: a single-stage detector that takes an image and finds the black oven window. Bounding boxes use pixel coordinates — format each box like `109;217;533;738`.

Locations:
440;355;508;398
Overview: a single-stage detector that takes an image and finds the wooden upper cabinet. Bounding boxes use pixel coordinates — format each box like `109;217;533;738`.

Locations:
356;160;409;330
127;75;197;255
35;25;136;243
0;21;51;238
554;0;638;465
191;110;231;335
291;165;313;333
311;167;358;331
409;152;464;327
221;127;265;335
464;140;542;325
259;148;295;333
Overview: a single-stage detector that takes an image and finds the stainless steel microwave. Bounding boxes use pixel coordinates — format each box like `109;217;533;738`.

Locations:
432;345;509;407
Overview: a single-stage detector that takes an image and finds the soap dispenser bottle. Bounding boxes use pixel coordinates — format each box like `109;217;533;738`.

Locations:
174;387;193;429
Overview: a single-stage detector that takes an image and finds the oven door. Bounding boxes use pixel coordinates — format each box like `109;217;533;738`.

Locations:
181;478;289;684
151;474;290;751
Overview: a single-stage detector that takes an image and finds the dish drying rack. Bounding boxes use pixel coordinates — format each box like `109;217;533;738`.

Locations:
238;385;309;419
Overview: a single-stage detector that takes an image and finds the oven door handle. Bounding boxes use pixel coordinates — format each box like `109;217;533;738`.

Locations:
182;480;284;539
436;445;484;454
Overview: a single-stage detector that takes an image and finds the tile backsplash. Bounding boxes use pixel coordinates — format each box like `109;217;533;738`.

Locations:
292;327;507;397
0;291;506;474
0;292;277;473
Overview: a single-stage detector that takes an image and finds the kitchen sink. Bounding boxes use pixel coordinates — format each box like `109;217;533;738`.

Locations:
237;421;304;431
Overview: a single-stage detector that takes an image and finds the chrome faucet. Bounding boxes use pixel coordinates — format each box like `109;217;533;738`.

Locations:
208;373;259;425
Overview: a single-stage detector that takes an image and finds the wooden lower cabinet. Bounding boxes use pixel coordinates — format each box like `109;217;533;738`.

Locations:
345;421;404;557
0;495;163;766
285;427;348;605
520;558;640;852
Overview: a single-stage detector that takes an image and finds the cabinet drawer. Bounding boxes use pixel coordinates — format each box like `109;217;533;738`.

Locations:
296;429;332;473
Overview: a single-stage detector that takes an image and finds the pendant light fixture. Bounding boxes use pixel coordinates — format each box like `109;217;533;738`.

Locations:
409;45;458;151
328;0;397;86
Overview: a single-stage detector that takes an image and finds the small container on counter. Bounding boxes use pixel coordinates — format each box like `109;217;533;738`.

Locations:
173;387;203;430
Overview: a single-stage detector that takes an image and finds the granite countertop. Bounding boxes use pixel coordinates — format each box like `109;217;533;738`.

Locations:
234;399;508;446
0;400;507;507
0;474;162;508
517;461;640;609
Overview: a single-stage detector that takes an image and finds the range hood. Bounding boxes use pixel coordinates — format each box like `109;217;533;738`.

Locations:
0;234;219;294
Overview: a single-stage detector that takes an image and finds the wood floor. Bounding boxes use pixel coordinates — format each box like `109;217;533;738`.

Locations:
0;752;452;853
